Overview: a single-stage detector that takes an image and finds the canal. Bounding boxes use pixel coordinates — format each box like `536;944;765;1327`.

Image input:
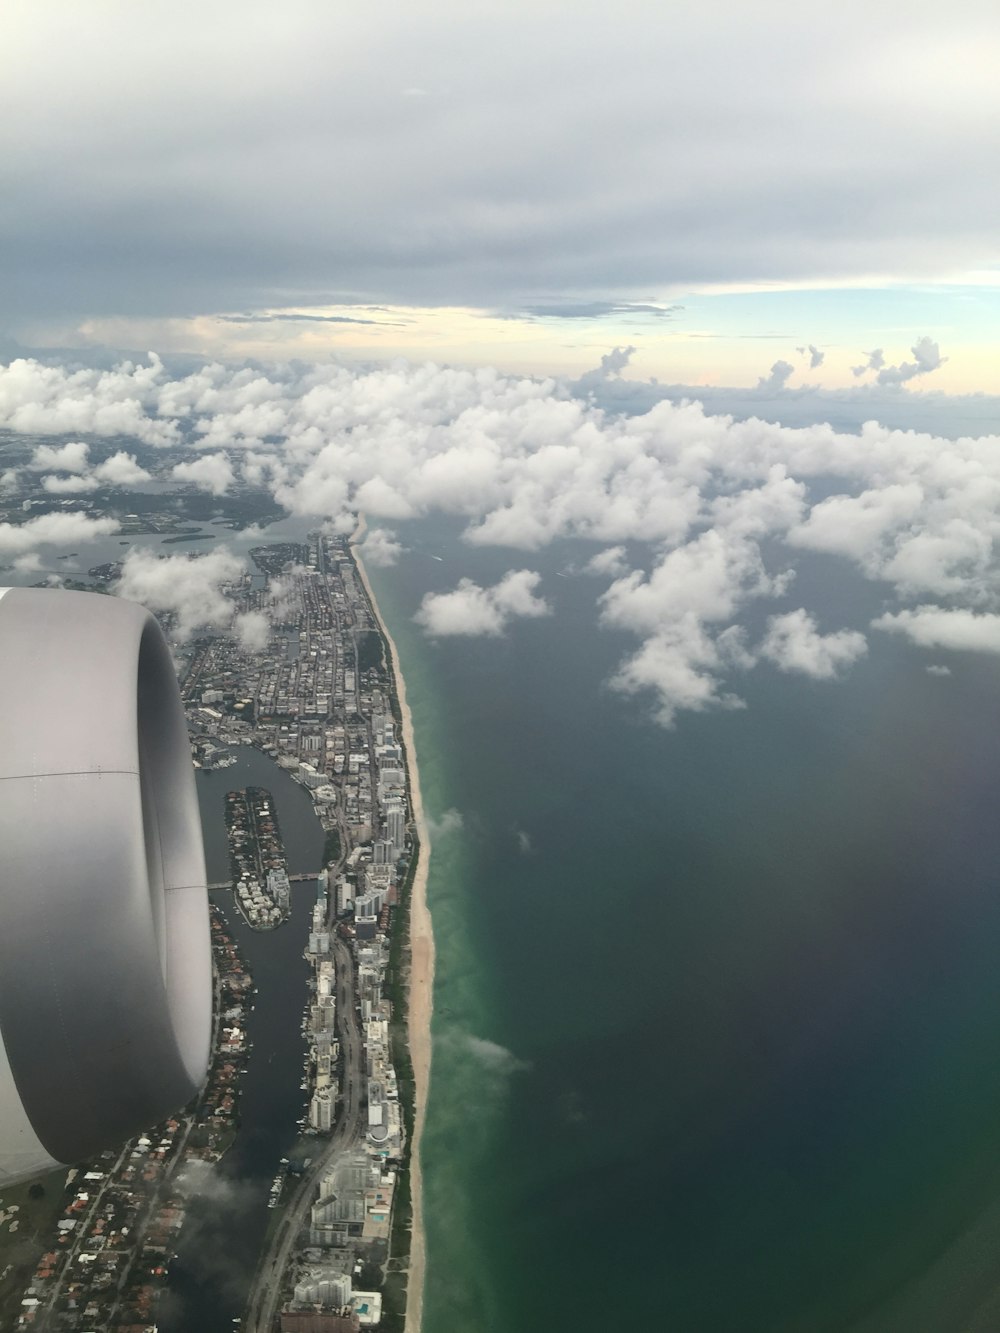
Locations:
160;747;326;1331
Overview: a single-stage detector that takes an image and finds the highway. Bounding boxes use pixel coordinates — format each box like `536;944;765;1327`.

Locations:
243;936;365;1333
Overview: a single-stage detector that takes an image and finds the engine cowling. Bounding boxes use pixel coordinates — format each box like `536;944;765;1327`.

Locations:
0;587;211;1185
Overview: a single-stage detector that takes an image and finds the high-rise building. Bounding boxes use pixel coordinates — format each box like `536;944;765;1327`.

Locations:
384;800;405;849
310;1089;333;1132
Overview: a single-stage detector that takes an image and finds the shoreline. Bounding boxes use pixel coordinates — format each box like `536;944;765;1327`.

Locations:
351;517;432;1333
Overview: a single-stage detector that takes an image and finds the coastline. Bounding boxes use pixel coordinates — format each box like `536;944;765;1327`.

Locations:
351;517;433;1333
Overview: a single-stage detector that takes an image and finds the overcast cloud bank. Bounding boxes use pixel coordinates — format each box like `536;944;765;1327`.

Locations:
3;4;999;327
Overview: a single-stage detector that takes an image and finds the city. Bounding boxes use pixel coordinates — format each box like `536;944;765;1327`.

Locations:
3;531;416;1332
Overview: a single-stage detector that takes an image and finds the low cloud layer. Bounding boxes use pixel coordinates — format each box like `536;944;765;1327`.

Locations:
415;570;550;637
4;350;1000;725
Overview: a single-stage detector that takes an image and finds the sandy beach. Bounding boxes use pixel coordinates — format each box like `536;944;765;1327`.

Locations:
352;517;433;1333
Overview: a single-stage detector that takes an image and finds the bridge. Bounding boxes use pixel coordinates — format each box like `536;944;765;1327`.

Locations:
206;871;322;890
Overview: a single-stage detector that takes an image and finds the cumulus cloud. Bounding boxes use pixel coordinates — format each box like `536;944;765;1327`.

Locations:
926;663;951;676
32;445;152;492
30;440;90;472
172;452;236;495
575;345;637;392
415;569;550;637
93;450;153;486
1;468;18;493
0;356;178;445
234;609;270;652
608;617;748;727
852;348;885;378
0;511;119;554
583;545;629;578
872;607;1000;655
360;527;405;568
798;345;824;369
42;472;99;493
114;546;245;640
757;360;795;391
876;336;946;386
759;609;868;679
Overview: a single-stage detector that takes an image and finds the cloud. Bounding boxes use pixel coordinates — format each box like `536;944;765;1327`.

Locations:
42;472;99;493
114;546;245;640
415;569;550;637
876;336;946;386
575;345;637;392
798;345;825;369
759;609;868;679
427;808;463;838
0;511;119;555
360;527;405;568
166;1161;261;1310
9;352;1000;727
926;663;951;676
516;301;680;321
36;448;152;492
872;606;1000;655
93;450;153;486
583;545;629;578
0;356;177;445
757;360;795;391
599;528;793;636
515;829;533;854
461;1034;531;1075
30;441;90;472
216;311;389;326
234;609;270;652
608;616;748;728
2;7;998;330
852;348;885;378
172;452;236;495
0;468;18;493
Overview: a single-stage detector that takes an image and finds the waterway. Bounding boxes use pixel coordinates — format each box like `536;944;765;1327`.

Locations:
160;749;325;1332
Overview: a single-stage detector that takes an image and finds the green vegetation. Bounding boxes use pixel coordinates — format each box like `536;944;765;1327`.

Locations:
323;827;342;865
357;629;385;674
381;835;420;1333
0;1168;71;1329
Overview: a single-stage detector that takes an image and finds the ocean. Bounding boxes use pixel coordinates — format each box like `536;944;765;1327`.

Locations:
366;517;1000;1333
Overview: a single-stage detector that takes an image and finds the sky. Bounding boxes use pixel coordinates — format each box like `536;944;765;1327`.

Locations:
2;0;1000;391
4;1;1000;734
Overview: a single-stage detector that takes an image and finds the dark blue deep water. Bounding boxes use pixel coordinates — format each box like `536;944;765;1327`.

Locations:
368;519;1000;1333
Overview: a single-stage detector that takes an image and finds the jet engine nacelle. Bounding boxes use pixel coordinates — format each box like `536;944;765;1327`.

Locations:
0;586;211;1186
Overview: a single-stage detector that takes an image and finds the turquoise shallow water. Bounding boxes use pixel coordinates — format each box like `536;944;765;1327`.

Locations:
368;520;1000;1333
